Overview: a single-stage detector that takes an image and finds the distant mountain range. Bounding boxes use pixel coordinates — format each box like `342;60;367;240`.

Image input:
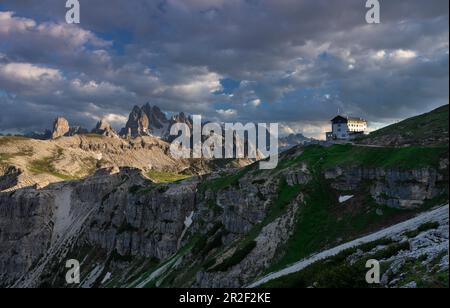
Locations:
17;103;317;151
279;133;320;151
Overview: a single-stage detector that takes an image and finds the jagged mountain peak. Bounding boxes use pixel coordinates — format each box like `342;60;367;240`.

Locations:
121;106;151;138
120;104;191;139
92;119;119;138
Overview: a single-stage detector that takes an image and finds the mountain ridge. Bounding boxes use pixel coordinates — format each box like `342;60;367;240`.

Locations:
0;105;448;288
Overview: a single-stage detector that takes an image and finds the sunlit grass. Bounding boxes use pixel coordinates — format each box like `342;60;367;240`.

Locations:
146;170;190;183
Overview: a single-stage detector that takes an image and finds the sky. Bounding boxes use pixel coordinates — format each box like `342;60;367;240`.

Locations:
0;0;448;139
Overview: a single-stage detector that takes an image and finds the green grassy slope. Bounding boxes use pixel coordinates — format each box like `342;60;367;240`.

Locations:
357;104;449;146
280;144;448;170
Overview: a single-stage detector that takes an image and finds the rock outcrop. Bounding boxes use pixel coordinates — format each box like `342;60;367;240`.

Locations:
120;103;192;140
51;117;70;139
92;119;118;138
142;104;170;132
68;126;88;136
324;165;448;209
0;165;21;191
0;145;448;288
121;106;151;138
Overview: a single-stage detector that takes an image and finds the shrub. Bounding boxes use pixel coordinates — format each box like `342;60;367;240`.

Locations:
404;222;440;238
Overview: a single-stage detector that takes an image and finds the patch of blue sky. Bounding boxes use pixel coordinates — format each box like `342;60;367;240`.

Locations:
214;78;241;95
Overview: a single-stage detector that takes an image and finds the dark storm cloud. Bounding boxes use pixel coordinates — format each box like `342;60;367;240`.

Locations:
0;0;448;137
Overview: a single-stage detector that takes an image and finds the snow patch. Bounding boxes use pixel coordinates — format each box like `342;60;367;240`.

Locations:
184;211;194;228
101;272;112;284
339;195;354;203
178;211;195;249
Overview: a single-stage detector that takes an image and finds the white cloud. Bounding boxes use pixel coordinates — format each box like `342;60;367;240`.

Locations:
281;121;332;140
171;72;222;96
250;99;261;107
391;49;417;61
103;113;128;125
0;11;35;34
216;109;237;117
84;111;128;126
0;62;62;82
373;50;386;60
0;11;110;49
70;79;126;95
36;22;110;48
279;124;294;136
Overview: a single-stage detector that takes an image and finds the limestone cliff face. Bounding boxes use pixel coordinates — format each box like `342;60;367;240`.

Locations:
324;163;449;209
0;146;448;288
51;117;70;139
0;188;54;287
0;166;21;191
85;176;198;260
0;166;279;287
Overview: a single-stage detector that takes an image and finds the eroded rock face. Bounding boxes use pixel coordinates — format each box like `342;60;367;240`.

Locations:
324;166;448;209
0;166;21;191
0;168;202;287
0;165;280;287
51;117;70;139
0;189;54;287
121;106;150;138
196;194;302;288
0;153;447;288
286;164;312;186
92;119;119;138
85;178;197;260
142;104;169;131
120;103;192;139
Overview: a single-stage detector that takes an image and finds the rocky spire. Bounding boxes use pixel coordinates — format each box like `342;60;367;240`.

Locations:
142;103;169;130
119;104;194;139
171;112;193;129
120;106;150;137
51;117;70;139
92;119;119;138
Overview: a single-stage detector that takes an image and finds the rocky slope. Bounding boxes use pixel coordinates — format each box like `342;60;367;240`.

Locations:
0;141;448;288
254;205;449;288
0;107;448;288
0;134;249;192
